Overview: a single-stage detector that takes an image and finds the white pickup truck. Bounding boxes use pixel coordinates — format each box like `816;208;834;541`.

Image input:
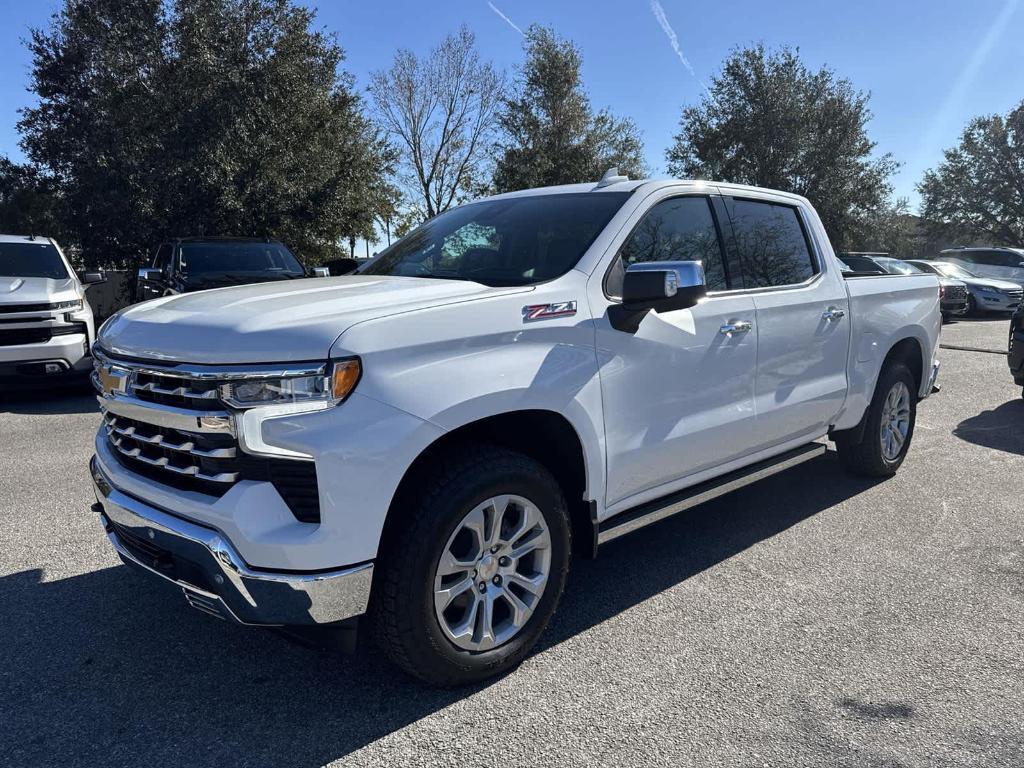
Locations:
90;176;941;685
1;234;102;379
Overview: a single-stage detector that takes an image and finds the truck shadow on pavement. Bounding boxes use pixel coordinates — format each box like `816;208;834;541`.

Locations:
0;452;883;768
953;398;1024;456
0;382;97;415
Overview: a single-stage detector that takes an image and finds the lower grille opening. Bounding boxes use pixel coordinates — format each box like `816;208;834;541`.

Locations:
105;414;321;524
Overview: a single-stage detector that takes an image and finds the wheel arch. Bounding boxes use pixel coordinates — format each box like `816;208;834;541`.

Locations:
379;409;598;562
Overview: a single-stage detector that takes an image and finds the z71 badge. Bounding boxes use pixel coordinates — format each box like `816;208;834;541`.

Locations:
522;301;578;322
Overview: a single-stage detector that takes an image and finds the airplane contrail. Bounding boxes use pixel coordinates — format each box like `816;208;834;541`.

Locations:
487;1;524;36
649;0;708;92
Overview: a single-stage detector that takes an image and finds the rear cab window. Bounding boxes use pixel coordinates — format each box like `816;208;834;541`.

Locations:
724;198;818;289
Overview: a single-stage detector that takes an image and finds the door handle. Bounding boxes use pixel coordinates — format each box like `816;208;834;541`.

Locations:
719;320;753;335
822;307;846;321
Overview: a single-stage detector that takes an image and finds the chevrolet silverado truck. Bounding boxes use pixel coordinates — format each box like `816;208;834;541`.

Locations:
1;234;103;379
89;175;941;686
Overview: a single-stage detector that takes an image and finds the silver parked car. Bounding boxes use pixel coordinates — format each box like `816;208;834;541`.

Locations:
907;260;1021;314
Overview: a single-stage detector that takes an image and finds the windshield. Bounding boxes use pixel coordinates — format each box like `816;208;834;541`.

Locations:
0;242;69;279
934;262;976;279
179;242;303;275
361;192;631;286
876;257;922;275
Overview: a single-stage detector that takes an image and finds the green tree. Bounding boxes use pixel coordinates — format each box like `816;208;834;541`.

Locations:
666;45;897;248
0;158;67;241
18;0;391;268
493;25;646;192
919;101;1024;244
369;26;504;219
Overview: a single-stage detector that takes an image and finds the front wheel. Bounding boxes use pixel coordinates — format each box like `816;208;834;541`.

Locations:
835;362;917;477
370;445;571;686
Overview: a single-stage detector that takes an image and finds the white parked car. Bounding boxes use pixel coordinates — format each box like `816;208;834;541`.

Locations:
0;234;102;379
938;247;1024;288
89;176;941;685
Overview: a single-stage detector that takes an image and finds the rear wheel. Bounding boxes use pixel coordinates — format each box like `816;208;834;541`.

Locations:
835;362;917;477
371;445;571;686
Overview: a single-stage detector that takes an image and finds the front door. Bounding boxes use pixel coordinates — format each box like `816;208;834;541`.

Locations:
592;193;758;509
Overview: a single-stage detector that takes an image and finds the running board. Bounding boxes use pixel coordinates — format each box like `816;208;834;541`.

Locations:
597;442;826;546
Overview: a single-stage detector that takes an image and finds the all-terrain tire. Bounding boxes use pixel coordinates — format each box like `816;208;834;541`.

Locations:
370;444;571;687
835;362;917;477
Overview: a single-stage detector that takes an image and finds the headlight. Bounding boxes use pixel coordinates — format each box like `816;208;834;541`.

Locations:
51;299;83;311
221;358;361;408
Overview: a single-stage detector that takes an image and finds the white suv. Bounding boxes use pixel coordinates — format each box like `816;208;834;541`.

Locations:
0;234;101;379
939;247;1024;288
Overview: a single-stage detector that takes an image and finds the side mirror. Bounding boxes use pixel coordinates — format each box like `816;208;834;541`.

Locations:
138;268;161;282
311;266;330;278
609;261;707;333
83;271;106;285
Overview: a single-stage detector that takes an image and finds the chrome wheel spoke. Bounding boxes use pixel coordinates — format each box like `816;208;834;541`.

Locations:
475;592;497;650
437;549;477;577
507;570;546;598
502;588;532;628
508;526;550;561
434;575;474;613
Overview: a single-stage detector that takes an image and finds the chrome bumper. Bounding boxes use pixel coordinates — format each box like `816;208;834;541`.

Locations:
90;457;373;626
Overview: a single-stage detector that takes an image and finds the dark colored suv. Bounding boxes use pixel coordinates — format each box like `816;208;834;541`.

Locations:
136;237;319;301
1010;306;1024;397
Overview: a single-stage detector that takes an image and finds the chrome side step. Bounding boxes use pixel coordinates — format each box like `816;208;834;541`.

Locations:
597;442;826;546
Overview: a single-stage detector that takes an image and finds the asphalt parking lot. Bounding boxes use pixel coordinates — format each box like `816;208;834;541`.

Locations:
1;316;1022;768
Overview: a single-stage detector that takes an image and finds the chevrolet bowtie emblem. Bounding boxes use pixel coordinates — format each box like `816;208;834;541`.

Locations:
96;365;129;396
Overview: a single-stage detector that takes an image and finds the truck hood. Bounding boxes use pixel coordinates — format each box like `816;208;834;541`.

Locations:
98;275;527;364
0;276;80;305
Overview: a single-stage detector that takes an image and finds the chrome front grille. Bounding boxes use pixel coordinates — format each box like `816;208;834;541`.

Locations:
93;349;322;523
131;370;225;410
946;284;968;301
103;411;240;483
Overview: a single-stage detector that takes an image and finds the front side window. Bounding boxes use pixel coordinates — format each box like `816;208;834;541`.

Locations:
178;242;304;275
728;199;817;288
0;242;69;279
609;196;727;294
362;193;630;286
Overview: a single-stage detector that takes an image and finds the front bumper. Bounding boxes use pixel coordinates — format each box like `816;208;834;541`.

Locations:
0;332;92;376
90;457;373;626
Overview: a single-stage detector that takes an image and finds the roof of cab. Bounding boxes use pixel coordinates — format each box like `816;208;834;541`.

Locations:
0;233;57;244
480;177;811;206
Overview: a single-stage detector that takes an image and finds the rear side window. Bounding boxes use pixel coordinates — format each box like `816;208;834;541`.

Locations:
727;199;817;288
978;250;1024;268
610;196;728;295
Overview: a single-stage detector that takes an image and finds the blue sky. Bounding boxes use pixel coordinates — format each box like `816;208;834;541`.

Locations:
0;0;1022;210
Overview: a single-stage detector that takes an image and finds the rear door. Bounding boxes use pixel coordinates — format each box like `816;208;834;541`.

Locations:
721;195;851;448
